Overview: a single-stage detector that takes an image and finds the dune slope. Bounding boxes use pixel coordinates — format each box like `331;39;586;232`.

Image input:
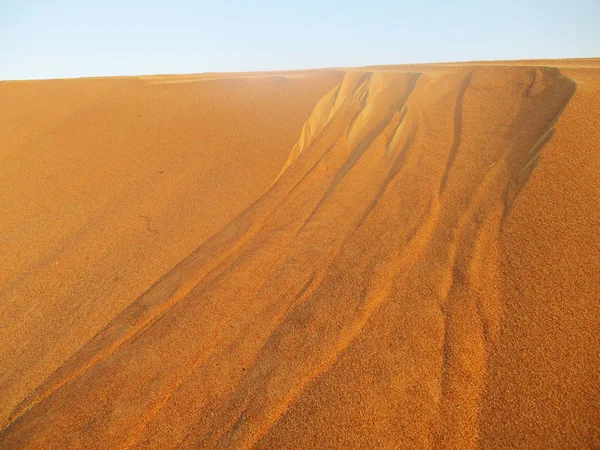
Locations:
1;61;599;449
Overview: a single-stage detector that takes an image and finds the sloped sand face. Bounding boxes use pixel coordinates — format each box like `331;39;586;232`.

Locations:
1;61;599;448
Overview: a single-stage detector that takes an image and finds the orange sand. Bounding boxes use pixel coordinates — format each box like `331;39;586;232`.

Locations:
0;60;598;449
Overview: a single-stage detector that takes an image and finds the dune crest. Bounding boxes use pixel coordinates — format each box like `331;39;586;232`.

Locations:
1;62;599;449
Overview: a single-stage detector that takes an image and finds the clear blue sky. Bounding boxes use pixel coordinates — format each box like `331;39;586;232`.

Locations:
1;0;598;80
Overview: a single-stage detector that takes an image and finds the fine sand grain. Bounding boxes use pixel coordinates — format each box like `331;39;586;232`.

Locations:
0;60;598;449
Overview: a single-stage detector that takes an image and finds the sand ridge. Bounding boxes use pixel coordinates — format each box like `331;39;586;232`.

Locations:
0;61;599;449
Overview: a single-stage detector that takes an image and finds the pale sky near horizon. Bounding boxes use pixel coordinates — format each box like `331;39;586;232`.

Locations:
1;0;599;80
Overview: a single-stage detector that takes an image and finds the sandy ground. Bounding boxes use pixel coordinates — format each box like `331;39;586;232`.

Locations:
0;60;598;449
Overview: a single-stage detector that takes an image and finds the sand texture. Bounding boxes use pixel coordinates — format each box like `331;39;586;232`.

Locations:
0;60;599;449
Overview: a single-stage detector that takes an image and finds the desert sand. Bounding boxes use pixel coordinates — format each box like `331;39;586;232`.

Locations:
0;60;598;449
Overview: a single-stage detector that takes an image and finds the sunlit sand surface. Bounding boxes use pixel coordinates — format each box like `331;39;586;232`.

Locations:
1;59;598;449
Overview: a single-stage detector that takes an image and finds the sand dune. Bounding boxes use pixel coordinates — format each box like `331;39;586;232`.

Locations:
1;60;599;449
